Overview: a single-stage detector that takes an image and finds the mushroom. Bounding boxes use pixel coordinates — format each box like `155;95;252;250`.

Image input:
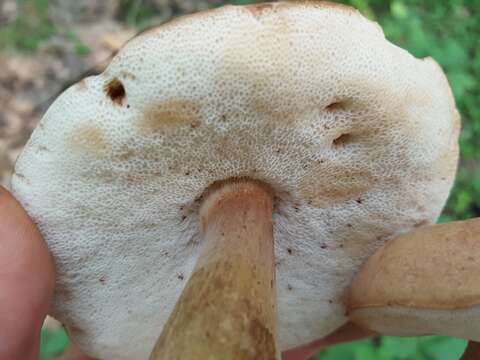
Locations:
11;2;460;359
348;218;480;358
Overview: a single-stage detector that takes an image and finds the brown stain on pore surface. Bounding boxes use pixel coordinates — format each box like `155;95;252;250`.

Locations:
130;1;360;51
300;165;374;208
139;99;200;132
246;3;275;18
76;79;88;91
244;0;357;17
68;126;109;154
309;0;359;13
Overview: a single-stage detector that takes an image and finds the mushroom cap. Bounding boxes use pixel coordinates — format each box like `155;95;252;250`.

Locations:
12;2;459;359
347;218;480;340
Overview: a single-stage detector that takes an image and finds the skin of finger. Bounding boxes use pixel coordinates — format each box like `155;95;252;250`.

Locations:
0;186;55;360
281;322;376;360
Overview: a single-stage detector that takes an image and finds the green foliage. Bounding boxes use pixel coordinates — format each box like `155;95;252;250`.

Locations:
231;0;258;4
65;30;91;56
338;0;480;220
0;0;91;55
318;336;467;360
119;0;158;30
0;0;57;51
40;328;69;360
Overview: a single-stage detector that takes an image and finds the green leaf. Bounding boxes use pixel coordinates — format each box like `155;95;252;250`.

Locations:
231;0;258;4
448;71;475;99
379;337;419;358
391;1;408;19
354;345;382;360
75;43;91;56
40;329;69;360
418;337;467;360
317;339;371;359
454;190;472;213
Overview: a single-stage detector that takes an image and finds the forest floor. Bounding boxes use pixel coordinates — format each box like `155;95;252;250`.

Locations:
0;0;224;188
1;0;136;188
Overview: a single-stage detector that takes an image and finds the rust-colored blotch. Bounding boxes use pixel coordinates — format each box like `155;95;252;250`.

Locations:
139;99;200;132
68;126;109;154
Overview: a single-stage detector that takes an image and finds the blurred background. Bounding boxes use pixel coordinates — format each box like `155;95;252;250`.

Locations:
0;0;478;359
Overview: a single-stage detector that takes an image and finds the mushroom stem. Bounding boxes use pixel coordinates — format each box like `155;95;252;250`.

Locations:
150;181;278;360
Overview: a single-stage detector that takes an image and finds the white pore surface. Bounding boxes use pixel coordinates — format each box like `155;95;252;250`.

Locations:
352;306;480;341
12;3;459;359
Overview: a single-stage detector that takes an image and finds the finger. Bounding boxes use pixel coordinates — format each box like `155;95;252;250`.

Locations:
0;186;55;360
281;322;376;360
347;218;480;341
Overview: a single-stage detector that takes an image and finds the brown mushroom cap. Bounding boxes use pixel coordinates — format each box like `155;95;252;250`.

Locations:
12;2;459;359
348;218;480;340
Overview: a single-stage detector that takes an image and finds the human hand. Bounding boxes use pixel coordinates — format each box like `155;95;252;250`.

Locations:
0;185;55;359
0;186;96;360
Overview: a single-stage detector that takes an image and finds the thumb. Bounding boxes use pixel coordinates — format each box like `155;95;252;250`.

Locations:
0;186;55;360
